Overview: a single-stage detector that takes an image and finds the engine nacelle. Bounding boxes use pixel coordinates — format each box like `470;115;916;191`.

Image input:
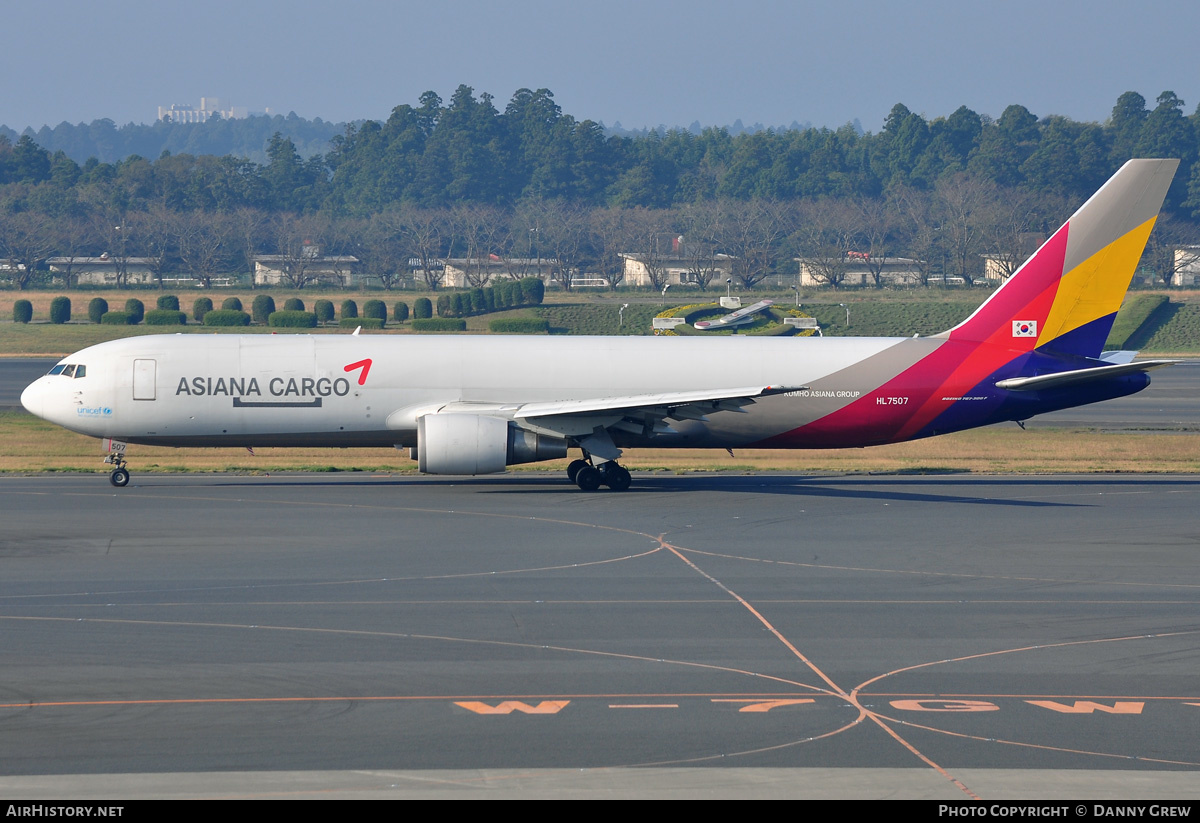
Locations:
417;413;567;475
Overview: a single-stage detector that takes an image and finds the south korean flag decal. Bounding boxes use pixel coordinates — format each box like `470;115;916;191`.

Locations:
1012;320;1037;338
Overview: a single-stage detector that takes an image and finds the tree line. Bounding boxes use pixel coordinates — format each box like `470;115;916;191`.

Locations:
2;87;1199;290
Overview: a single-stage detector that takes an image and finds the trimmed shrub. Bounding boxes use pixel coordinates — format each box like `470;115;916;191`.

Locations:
520;277;545;305
13;300;33;323
314;299;334;324
340;299;358;319
411;317;466;332
269;310;318;328
252;294;276;323
363;299;387;326
221;296;243;311
100;311;133;325
489;317;550;334
124;298;145;324
87;297;109;324
339;316;383;329
202;309;251;326
49;296;71;324
414;297;433;319
436;294;452;317
193;297;213;323
393;301;409;322
283;297;304;312
156;295;180;311
144;309;187;325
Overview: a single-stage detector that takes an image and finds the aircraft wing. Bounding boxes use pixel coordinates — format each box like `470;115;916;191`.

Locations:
995;360;1177;391
509;385;802;456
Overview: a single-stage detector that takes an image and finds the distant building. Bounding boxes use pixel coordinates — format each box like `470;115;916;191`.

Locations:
441;258;555;288
798;255;923;287
1172;246;1200;287
48;255;158;286
252;251;359;287
158;97;249;124
619;253;734;288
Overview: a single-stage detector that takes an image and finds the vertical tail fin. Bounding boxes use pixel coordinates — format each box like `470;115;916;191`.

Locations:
943;159;1178;358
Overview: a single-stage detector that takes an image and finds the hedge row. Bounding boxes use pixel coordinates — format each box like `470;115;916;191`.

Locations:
144;309;187;325
436;277;545;318
269;310;318;328
338;317;384;329
202;309;251;326
8;294;418;326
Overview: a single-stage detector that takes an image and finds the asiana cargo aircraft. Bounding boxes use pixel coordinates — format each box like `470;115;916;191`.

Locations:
21;159;1179;491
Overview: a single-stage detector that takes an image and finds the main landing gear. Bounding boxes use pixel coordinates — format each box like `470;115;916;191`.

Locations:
566;456;631;492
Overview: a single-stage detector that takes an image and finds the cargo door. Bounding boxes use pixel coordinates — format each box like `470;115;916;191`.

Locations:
132;359;156;401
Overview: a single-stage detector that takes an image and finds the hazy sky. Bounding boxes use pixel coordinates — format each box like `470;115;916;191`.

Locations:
4;0;1198;133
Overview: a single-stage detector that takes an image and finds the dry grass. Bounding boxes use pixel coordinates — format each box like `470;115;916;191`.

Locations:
2;411;1197;476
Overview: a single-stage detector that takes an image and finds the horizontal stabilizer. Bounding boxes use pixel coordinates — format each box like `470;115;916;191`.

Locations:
995;360;1177;392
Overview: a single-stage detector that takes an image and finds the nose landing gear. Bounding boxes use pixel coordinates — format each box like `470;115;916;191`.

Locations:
103;441;130;487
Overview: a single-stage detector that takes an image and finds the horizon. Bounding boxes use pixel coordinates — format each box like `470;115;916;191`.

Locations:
3;1;1198;136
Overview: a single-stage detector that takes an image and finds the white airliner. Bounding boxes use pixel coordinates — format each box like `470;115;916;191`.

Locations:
21;159;1179;490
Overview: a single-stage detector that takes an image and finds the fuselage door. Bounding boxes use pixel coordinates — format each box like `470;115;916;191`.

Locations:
133;359;157;401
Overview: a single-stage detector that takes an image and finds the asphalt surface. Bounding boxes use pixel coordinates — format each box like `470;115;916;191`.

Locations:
1;472;1198;799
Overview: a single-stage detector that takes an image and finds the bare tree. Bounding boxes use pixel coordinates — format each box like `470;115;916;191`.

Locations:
0;210;58;289
625;207;676;290
588;206;636;290
361;211;411;290
793;200;856;288
852;195;897;288
127;205;176;289
400;205;449;290
535;200;588;291
451;204;507;287
271;213;325;290
1141;213;1200;286
175;211;234;288
935;174;997;285
232;207;269;284
890;185;940;287
721;199;789;289
677;201;723;290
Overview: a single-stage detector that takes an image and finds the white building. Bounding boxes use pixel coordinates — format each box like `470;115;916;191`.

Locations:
158;97;250;124
798;256;923;287
253;253;359;287
48;256;158;286
1172;246;1200;287
619;253;734;288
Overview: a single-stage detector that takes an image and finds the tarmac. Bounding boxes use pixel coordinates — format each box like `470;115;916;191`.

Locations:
1;471;1198;799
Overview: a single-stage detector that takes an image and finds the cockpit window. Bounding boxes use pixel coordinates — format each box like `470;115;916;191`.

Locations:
74;365;86;378
61;365;76;378
48;365;66;375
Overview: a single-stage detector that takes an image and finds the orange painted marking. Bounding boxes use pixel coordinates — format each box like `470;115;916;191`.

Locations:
710;698;815;713
454;700;569;715
1026;700;1144;714
890;700;999;713
343;358;372;385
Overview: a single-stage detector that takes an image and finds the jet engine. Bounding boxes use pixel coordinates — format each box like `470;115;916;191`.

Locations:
417;413;567;475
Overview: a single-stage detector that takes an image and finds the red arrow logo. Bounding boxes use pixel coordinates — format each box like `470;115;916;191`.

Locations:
344;358;372;386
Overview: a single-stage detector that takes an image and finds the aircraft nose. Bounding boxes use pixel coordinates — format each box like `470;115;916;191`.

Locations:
20;379;45;418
